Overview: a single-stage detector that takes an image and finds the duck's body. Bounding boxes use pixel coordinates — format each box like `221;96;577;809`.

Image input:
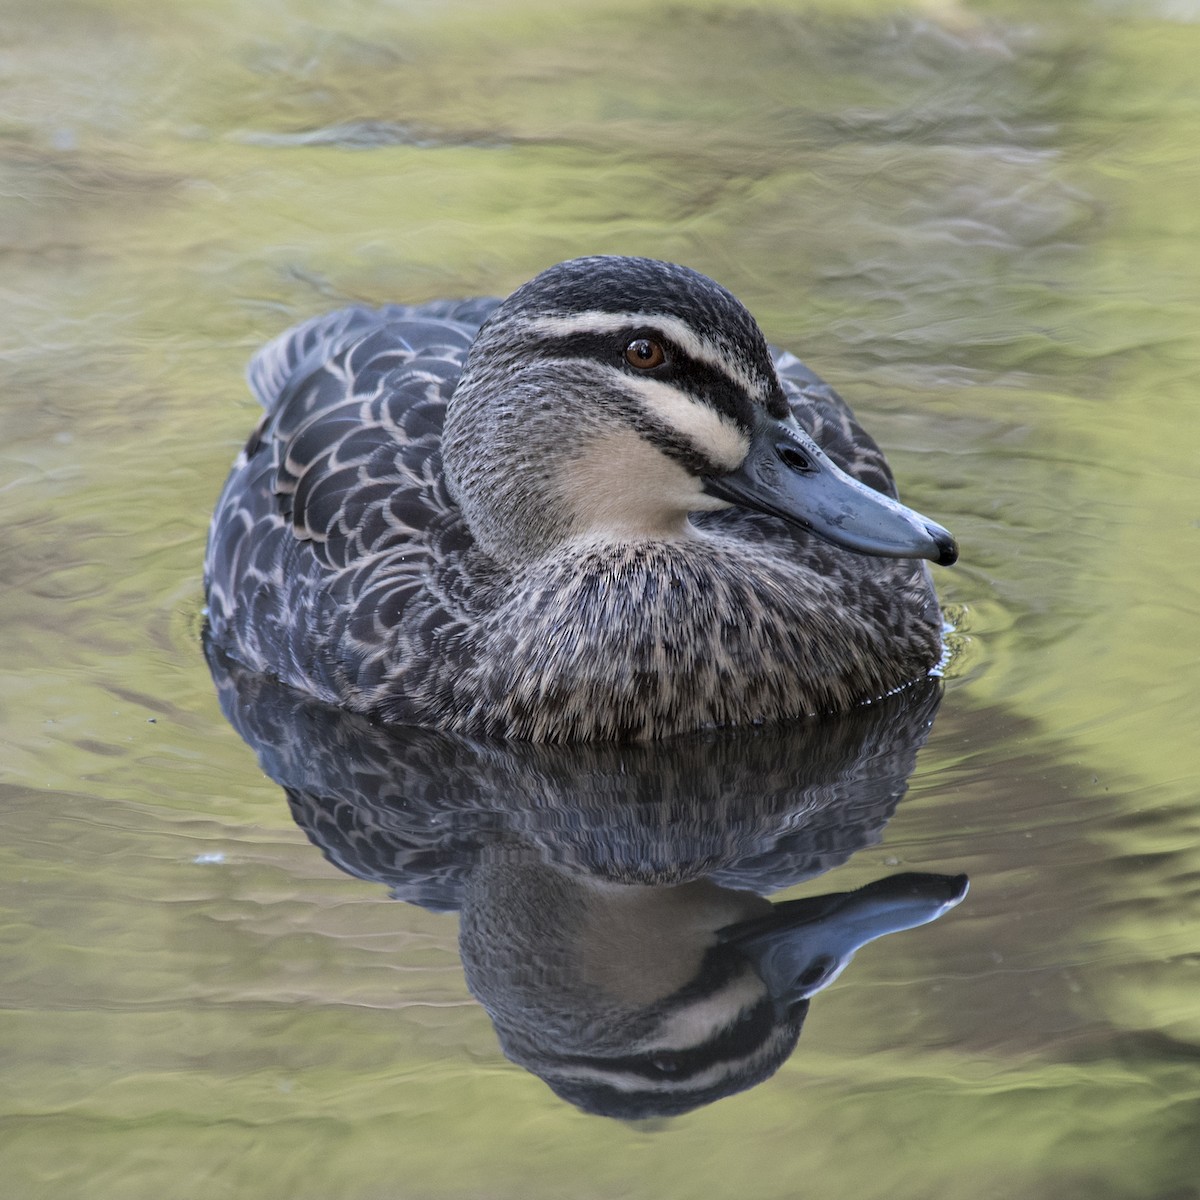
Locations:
205;257;956;742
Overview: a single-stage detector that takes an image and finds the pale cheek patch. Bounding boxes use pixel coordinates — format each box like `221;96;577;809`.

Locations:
559;428;726;540
622;375;750;472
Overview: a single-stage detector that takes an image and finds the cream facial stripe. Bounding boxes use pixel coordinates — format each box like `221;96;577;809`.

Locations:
643;972;766;1052
525;311;770;402
618;374;749;471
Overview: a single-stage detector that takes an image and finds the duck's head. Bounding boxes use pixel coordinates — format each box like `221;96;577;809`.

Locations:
443;256;957;567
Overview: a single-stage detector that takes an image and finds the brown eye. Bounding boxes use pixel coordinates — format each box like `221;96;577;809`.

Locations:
624;338;666;370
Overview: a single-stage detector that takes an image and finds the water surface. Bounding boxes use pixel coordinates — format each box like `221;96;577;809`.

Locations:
3;1;1199;1197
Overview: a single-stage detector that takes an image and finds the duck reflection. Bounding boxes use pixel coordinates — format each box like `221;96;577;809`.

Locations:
207;641;966;1118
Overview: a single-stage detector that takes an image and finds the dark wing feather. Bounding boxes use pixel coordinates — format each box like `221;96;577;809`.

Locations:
246;299;502;410
205;300;500;699
253;303;498;570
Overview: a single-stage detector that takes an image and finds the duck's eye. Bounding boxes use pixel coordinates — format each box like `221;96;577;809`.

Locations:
648;1053;683;1076
624;338;666;370
796;955;835;990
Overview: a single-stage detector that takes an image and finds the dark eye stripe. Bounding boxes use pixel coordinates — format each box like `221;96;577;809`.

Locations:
538;1015;806;1118
523;328;760;431
537;988;796;1082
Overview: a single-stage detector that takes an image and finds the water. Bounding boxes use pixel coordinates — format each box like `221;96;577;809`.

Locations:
3;0;1199;1196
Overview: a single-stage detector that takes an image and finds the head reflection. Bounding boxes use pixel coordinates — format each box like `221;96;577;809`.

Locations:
207;640;967;1118
461;864;965;1118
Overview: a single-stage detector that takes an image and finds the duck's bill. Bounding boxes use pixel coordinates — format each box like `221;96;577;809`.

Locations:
720;872;969;1005
702;419;958;566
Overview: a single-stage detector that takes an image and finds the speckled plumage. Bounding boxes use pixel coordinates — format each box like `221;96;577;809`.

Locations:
205;256;949;741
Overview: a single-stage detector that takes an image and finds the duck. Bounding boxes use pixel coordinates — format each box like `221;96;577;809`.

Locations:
205;255;957;742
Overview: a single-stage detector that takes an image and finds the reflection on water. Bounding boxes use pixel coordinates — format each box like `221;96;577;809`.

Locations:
4;0;1200;1193
208;643;966;1116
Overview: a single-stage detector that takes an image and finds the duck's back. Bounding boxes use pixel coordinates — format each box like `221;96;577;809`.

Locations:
205;300;941;740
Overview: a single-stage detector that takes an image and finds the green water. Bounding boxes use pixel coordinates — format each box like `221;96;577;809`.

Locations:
3;0;1199;1196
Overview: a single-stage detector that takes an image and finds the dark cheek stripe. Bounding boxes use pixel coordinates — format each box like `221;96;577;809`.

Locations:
539;993;783;1083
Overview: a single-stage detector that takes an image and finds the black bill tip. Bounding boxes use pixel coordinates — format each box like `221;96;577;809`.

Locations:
929;525;959;567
